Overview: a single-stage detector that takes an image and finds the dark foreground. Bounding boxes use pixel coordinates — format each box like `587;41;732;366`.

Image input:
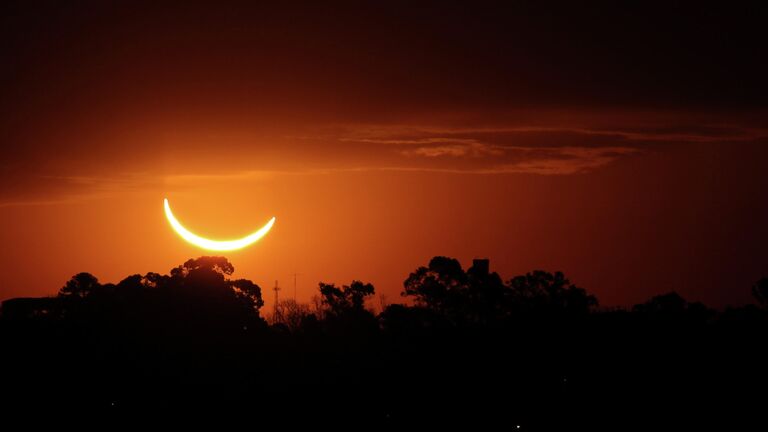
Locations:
2;256;767;428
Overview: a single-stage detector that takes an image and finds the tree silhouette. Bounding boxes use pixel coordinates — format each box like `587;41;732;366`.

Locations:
507;270;597;315
318;280;375;316
171;256;235;279
116;274;143;292
142;271;171;289
58;272;100;298
403;257;595;325
630;291;719;328
633;292;687;316
316;280;377;337
275;298;311;331
752;277;768;308
403;256;466;311
162;257;265;328
232;278;265;311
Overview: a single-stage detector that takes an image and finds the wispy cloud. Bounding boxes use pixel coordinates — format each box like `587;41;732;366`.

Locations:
495;146;640;175
401;141;505;157
9;114;763;208
336;122;649;175
0;194;107;208
339;122;768;144
340;137;478;145
0;169;346;208
0;174;158;208
334;146;640;175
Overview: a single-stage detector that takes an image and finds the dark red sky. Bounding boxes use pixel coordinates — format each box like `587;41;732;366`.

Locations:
1;1;767;308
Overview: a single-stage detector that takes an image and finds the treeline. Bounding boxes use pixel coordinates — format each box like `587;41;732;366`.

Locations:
4;255;766;332
1;256;767;427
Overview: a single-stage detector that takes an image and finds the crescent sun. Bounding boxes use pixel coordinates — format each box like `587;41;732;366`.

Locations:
163;198;276;251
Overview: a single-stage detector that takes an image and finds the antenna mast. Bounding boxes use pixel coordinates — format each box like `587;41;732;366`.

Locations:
291;273;303;301
273;280;282;324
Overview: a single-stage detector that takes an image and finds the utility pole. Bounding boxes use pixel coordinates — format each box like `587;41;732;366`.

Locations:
273;280;282;323
291;273;302;301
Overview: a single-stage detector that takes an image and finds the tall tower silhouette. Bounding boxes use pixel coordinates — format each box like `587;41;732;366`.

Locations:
273;280;283;324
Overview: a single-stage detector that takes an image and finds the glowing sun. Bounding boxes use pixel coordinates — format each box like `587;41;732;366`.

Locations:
163;198;275;251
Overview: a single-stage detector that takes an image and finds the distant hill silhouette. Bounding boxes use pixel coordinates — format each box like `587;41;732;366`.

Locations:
1;256;767;427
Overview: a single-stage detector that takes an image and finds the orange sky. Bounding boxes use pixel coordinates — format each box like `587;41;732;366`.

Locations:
2;115;768;309
2;2;767;308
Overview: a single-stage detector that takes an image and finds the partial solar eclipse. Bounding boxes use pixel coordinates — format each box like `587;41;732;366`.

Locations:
163;198;275;251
